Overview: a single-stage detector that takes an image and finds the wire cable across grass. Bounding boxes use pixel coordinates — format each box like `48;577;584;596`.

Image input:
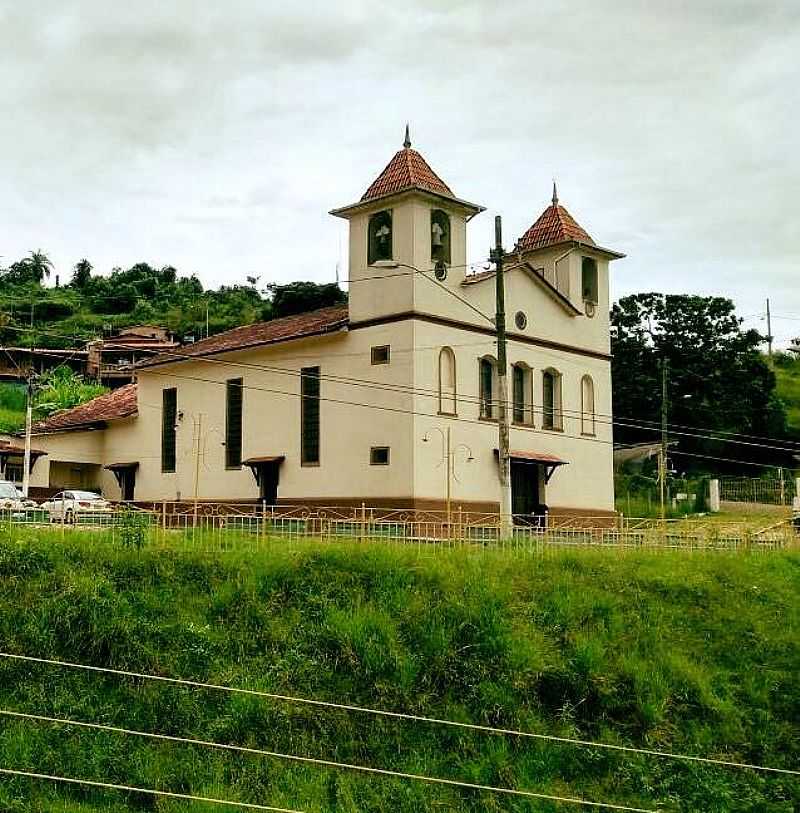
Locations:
0;708;659;812
0;767;305;811
1;651;796;777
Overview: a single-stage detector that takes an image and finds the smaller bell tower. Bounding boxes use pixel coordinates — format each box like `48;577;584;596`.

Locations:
330;128;484;324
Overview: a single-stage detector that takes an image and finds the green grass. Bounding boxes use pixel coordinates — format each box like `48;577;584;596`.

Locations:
774;355;800;435
0;383;26;434
0;529;798;812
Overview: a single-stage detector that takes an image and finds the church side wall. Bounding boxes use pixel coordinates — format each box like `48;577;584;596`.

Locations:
411;319;615;514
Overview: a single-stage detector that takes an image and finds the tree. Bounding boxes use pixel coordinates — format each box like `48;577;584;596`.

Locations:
71;259;93;289
34;366;107;417
2;250;53;286
611;294;789;471
267;281;347;320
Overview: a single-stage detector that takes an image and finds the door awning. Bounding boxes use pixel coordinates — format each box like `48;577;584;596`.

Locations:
243;456;285;487
104;461;140;471
494;449;568;483
242;456;286;465
0;442;47;460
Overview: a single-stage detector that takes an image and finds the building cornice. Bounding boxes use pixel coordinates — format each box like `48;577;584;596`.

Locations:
348;311;612;361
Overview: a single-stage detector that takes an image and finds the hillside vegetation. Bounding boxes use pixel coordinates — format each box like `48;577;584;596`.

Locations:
0;253;345;349
774;354;800;435
0;531;797;812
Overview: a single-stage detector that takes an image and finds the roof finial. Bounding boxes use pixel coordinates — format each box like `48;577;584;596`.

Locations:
403;123;411;149
552;179;558;207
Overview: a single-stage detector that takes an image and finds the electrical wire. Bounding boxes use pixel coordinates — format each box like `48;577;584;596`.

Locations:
9;324;800;458
5;317;795;447
0;767;305;812
0;708;659;812
19;344;796;472
1;653;796;777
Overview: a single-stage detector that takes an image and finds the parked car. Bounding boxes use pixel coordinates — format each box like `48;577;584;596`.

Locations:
41;491;113;523
0;480;36;519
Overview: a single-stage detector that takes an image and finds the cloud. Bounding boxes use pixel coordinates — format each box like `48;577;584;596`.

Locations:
1;0;798;341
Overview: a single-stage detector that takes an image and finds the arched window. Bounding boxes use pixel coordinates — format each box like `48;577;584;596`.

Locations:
438;347;457;415
368;210;393;264
479;356;497;419
542;368;563;430
512;363;533;425
431;209;451;264
581;375;596;436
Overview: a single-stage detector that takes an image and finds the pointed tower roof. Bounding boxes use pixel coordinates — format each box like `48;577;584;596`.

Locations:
515;188;595;252
331;127;483;218
361;126;455;202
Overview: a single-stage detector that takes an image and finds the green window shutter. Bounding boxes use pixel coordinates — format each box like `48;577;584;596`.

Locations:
161;388;177;473
225;378;243;468
301;366;321;465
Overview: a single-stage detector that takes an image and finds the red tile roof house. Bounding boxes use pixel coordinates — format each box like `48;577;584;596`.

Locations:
26;131;624;522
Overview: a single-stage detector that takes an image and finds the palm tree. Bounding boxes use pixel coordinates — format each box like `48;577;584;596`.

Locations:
72;258;93;288
24;250;53;284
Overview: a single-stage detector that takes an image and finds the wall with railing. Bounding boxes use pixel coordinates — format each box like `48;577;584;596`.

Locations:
2;501;797;551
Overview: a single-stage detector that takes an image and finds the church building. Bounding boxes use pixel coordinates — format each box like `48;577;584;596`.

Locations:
24;131;624;519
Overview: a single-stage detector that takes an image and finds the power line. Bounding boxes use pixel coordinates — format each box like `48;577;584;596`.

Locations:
2;653;796;777
21;343;796;471
0;767;304;812
6;320;799;466
0;708;659;812
11;324;799;458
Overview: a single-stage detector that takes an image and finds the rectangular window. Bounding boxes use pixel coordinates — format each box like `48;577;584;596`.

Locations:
370;446;390;465
371;345;390;365
225;378;243;469
301;366;320;465
582;257;599;304
479;358;494;419
161;387;177;473
513;365;525;424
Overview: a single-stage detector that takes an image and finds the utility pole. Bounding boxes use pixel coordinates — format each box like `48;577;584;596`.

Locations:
659;358;669;522
491;215;512;535
21;373;34;498
766;298;773;362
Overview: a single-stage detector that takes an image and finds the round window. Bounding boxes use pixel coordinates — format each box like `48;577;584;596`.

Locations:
514;310;527;330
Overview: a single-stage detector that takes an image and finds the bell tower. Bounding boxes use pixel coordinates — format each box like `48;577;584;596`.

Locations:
330;127;484;324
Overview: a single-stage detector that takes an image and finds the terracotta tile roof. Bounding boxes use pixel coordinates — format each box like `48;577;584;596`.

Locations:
32;383;138;433
0;440;46;457
137;304;349;368
461;269;495;285
361;146;454;203
516;202;594;252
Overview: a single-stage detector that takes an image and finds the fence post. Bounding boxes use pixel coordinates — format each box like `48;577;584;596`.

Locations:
360;502;366;542
795;478;800;502
261;500;267;543
709;479;720;513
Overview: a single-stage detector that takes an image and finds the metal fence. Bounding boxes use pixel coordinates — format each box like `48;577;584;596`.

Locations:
719;476;799;507
2;501;797;552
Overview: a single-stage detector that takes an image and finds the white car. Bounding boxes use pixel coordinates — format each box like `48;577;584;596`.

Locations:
41;490;113;523
0;480;36;518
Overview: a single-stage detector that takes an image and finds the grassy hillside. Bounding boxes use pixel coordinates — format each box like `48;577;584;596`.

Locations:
774;355;800;435
0;383;25;434
0;531;797;812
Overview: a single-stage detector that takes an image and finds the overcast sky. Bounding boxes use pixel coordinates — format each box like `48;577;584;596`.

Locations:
1;1;798;344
